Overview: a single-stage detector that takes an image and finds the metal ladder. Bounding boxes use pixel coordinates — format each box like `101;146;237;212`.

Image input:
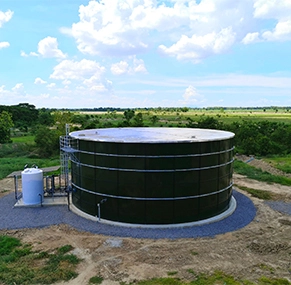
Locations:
60;124;78;192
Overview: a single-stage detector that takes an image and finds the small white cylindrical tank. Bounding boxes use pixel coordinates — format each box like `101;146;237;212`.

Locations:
21;168;44;205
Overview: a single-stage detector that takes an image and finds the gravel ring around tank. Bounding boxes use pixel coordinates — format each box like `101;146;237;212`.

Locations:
0;190;258;239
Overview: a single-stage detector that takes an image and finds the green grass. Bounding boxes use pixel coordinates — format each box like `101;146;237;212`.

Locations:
234;160;291;186
77;108;291;127
0;235;21;256
264;155;291;174
89;275;104;284
0;142;34;158
11;136;35;144
0;136;60;179
0;235;80;285
235;185;273;200
128;271;291;285
0;157;60;179
167;271;178;276
135;277;182;285
58;244;74;255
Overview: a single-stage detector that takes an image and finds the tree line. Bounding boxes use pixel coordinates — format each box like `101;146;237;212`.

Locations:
187;116;291;156
1;104;291;158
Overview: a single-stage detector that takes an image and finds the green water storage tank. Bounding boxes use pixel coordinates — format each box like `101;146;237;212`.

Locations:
69;127;235;225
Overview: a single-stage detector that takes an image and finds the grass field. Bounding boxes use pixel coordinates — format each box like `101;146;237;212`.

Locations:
234;160;291;186
77;108;291;127
11;135;35;143
0;235;80;285
265;155;291;174
0;136;59;179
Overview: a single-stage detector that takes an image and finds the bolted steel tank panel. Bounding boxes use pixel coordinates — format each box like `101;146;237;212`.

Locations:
70;127;235;225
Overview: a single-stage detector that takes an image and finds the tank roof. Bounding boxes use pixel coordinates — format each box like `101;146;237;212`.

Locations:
69;128;234;143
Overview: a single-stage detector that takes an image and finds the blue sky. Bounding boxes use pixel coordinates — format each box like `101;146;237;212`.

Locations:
1;0;291;109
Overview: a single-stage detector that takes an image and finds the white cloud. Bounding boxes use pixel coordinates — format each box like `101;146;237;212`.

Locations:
253;0;291;19
62;80;71;85
262;20;291;41
0;10;13;28
110;57;147;75
21;50;39;57
20;50;28;57
0;85;6;92
40;93;50;99
50;59;112;93
159;27;236;62
22;37;66;58
0;42;9;49
65;0;258;62
37;36;67;58
0;10;13;51
133;57;147;73
30;52;39;57
111;61;129;75
50;59;105;80
67;0;149;56
63;0;291;61
252;0;291;42
47;83;56;88
34;77;47;84
242;32;260;44
12;83;24;92
83;75;113;92
182;85;203;103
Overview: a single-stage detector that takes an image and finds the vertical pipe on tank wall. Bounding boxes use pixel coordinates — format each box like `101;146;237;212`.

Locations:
97;199;107;221
97;203;100;221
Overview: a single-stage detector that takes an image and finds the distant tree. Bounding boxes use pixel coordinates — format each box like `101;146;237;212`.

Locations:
34;126;59;157
38;109;54;126
83;119;100;129
53;111;73;134
0;111;14;143
34;111;73;158
123;109;135;124
150;115;158;125
71;114;86;126
186;117;197;128
196;116;224;130
11;103;39;127
133;112;144;127
180;107;189;113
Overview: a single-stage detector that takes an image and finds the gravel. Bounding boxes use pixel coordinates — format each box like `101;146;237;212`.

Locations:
265;201;291;216
0;190;260;239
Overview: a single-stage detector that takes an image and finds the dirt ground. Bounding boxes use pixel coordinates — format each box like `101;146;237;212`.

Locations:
0;158;291;285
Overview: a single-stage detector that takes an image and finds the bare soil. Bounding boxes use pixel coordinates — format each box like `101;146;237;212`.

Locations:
0;158;291;285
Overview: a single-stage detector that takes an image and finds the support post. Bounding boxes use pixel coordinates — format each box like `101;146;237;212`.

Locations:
39;193;43;207
14;175;18;200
